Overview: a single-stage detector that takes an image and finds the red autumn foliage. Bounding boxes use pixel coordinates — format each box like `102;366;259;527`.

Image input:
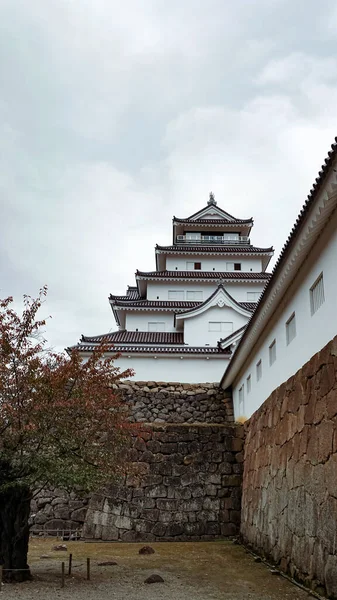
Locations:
0;286;135;491
0;287;136;581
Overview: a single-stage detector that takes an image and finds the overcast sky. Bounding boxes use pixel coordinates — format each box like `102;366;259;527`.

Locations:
1;0;337;351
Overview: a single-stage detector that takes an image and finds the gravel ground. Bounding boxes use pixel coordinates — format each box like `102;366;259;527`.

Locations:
1;540;311;600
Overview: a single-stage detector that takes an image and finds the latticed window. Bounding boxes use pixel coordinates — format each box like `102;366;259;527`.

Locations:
168;290;184;300
186;291;203;300
247;292;260;301
310;273;324;315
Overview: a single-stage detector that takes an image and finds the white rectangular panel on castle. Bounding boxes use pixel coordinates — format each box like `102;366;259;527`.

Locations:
146;282;218;301
165;256;263;272
216;283;266;302
232;210;337;420
114;354;230;383
183;305;248;346
125;312;176;332
146;282;266;303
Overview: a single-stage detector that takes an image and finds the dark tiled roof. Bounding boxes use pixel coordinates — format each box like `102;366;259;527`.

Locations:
81;331;184;344
126;287;140;299
239;302;257;311
156;244;273;253
173;217;253;225
136;270;271;281
110;298;202;310
110;288;141;302
72;342;230;355
109;297;257;311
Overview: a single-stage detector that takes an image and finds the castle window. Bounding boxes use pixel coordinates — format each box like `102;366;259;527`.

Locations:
208;321;233;333
256;359;262;381
239;385;244;412
168;290;184;300
186;232;201;241
247;292;260;301
286;313;296;345
186;261;202;270
269;339;276;366
226;262;241;271
247;374;251;393
148;322;166;332
310;273;324;315
186;291;203;300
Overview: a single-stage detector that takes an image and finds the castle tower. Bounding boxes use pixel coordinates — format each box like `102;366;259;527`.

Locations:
70;194;273;382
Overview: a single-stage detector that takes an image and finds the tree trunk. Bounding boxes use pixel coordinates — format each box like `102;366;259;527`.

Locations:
0;485;32;582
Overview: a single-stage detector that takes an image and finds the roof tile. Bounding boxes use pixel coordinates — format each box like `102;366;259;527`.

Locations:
71;342;230;355
173;217;252;225
156;245;273;253
136;270;271;280
81;331;184;344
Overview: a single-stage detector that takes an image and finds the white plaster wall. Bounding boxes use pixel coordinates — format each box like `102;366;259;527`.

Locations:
166;256;262;272
220;283;266;302
126;312;175;332
146;282;266;302
184;305;248;346
232;210;337;420
114;354;230;383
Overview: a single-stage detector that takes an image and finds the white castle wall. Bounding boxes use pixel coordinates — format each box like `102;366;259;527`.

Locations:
146;282;266;303
165;256;263;272
183;305;248;347
114;354;230;383
232;208;337;419
126;312;176;332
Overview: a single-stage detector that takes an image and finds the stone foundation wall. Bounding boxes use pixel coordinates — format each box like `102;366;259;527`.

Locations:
30;380;236;538
30;488;89;535
242;336;337;599
118;381;233;424
83;423;243;541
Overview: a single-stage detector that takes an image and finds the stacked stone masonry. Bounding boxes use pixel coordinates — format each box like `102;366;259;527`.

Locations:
241;336;337;599
30;382;237;538
30;488;89;535
83;423;244;541
117;381;234;424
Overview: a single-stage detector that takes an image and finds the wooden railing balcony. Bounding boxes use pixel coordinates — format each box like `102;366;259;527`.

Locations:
176;235;250;245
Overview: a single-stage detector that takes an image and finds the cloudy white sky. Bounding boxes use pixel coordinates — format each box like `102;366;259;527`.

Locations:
1;0;337;351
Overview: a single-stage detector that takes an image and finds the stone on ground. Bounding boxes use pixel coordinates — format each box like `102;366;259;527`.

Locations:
52;544;67;551
144;574;164;584
139;546;155;555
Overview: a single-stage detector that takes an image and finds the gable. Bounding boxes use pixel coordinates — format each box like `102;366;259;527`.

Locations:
188;204;236;222
175;285;253;322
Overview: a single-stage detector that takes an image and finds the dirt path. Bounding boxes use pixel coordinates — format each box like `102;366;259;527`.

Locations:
2;540;311;600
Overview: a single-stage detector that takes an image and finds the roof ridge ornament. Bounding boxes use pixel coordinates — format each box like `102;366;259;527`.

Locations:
208;191;217;206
